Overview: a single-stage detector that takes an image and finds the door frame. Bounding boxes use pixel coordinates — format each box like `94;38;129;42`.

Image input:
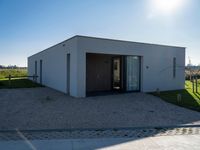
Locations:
111;55;141;92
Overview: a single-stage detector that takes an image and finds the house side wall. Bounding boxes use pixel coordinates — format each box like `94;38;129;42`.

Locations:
28;37;79;97
77;37;185;97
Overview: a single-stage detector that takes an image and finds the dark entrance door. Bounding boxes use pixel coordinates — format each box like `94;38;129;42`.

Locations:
112;57;122;90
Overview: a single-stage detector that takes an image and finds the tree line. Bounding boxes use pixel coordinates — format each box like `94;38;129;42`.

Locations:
0;65;27;69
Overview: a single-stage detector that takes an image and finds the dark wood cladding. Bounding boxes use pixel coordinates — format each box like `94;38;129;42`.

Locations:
86;53;112;92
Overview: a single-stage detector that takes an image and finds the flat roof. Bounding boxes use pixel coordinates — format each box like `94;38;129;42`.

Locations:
29;35;186;58
77;35;186;49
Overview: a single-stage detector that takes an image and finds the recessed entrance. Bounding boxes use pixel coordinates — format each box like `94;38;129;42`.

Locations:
86;53;141;96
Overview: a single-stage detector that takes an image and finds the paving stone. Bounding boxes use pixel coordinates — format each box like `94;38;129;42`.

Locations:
0;127;199;141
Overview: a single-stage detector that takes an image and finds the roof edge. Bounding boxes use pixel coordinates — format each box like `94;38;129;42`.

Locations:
28;35;186;58
75;35;186;49
28;35;78;58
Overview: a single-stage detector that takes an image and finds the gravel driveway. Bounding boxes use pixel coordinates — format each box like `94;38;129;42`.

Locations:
0;87;199;130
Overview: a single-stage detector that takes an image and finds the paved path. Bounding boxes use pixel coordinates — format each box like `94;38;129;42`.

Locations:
0;134;199;150
0;87;200;130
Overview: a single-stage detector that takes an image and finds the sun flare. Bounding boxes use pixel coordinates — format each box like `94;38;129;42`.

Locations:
151;0;186;15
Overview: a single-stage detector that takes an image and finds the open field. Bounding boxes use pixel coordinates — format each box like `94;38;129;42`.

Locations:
0;69;42;88
0;69;27;79
152;80;200;112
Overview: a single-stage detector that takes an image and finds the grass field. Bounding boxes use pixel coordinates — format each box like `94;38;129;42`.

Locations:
0;69;42;88
152;80;200;112
0;69;27;79
0;79;42;88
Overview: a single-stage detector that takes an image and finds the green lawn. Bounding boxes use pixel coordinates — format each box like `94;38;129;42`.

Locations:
0;69;41;88
0;78;42;89
152;80;200;112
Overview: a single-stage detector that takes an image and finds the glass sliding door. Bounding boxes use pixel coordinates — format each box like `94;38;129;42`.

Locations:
126;56;140;91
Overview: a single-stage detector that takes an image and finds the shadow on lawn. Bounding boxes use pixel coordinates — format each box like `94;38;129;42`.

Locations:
152;89;200;112
0;79;42;89
194;93;200;99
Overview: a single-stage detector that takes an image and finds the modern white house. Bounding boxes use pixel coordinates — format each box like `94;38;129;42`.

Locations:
28;35;185;97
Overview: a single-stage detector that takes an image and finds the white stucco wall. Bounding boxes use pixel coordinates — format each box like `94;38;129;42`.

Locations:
76;36;185;97
28;35;185;98
28;37;79;97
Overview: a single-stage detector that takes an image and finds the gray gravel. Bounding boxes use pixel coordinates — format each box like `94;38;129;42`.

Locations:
0;87;200;130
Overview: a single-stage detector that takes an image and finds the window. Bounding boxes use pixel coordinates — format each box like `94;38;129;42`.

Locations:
35;61;37;75
40;60;43;84
173;57;176;78
67;54;70;94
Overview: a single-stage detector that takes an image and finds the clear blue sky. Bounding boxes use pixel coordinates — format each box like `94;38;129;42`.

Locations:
0;0;199;66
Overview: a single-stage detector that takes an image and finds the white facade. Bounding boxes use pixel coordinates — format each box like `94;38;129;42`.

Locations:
28;35;185;97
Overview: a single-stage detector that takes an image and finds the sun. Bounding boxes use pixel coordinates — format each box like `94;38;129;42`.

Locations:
151;0;186;15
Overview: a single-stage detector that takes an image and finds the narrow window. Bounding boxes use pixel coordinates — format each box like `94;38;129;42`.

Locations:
35;61;37;82
35;61;37;75
67;54;70;94
173;57;176;78
40;60;43;84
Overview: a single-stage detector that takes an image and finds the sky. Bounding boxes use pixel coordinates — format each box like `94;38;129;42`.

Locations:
0;0;199;67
